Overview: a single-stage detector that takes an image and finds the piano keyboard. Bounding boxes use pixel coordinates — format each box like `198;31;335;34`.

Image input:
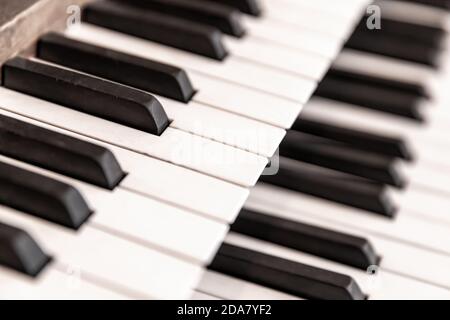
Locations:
1;0;450;300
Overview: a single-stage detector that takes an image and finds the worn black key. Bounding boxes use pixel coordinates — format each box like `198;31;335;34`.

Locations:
345;29;442;68
38;33;195;103
328;67;430;98
83;0;227;60
279;131;407;188
2;57;169;135
0;222;51;276
232;209;380;270
0;114;125;190
315;73;426;121
203;0;262;16
0;161;92;229
115;0;246;37
292;118;414;161
260;157;397;217
210;243;366;300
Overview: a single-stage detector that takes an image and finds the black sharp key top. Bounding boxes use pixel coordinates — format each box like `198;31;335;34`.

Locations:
328;67;430;99
115;0;246;37
210;243;366;300
292;118;414;161
0;114;125;190
279;131;407;188
0;222;51;276
83;0;228;60
345;29;442;68
2;57;169;135
232;209;380;270
315;73;426;121
0;161;92;229
202;0;262;16
260;157;397;217
38;33;195;103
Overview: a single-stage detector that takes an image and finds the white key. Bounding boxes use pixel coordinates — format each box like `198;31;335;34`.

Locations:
0;154;227;265
225;233;450;300
0;266;130;300
0;205;201;299
197;270;300;300
158;95;286;157
0;108;249;223
249;184;450;258
244;17;342;58
66;24;314;102
333;49;438;96
261;0;358;39
224;35;330;80
245;193;450;290
374;0;450;30
267;0;370;20
189;73;302;128
0;87;267;187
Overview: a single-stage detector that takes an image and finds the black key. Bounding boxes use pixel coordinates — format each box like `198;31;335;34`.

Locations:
0;161;92;229
2;57;169;136
390;0;450;9
345;29;442;68
0;114;125;190
315;73;426;121
232;209;380;270
279;131;407;188
0;222;51;276
292;117;414;161
83;0;228;60
328;67;430;98
357;15;446;49
115;0;246;37
38;33;195;103
203;0;262;16
260;157;397;217
210;243;366;300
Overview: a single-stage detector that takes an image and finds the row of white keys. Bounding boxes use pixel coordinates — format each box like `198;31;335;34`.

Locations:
265;0;371;21
0;87;267;187
0;154;227;265
0;109;248;224
223;36;331;80
0;205;201;299
225;232;450;299
65;24;314;103
0;265;130;300
155;95;285;157
62;26;307;129
196;270;300;300
249;184;450;273
242;16;342;59
258;0;363;40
